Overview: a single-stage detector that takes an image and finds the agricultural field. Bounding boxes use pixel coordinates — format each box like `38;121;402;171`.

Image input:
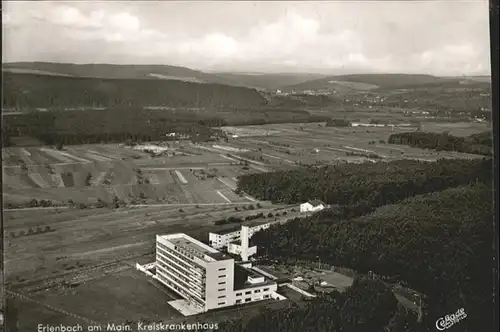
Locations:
220;121;488;165
2;120;488;207
2;143;262;207
419;121;492;136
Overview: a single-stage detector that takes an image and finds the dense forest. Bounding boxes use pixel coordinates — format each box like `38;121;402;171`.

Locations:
2;108;222;147
2;72;267;109
220;278;421;332
2;108;326;147
237;158;491;210
246;183;492;332
388;131;492;156
233;156;493;331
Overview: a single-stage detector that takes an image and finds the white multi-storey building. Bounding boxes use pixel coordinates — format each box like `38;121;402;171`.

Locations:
209;227;241;250
155;233;278;313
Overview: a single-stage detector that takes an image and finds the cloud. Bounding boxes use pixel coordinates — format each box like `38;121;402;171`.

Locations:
49;5;104;28
2;1;491;75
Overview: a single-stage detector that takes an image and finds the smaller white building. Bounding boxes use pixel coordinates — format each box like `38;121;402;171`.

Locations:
300;200;326;213
228;242;257;258
209;222;273;261
209;222;272;250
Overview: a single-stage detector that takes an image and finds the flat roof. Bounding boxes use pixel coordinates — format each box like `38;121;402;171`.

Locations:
212;220;272;236
229;239;256;247
233;264;276;290
243;220;272;228
307;199;325;206
213;227;241;236
160;234;230;262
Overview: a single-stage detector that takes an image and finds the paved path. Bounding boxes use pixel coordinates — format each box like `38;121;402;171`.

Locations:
129;202;263;208
4;206;70;212
4;201;266;212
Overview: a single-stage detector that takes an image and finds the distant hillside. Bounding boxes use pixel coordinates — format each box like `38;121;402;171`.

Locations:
281;74;452;92
264;93;342;108
2;62;324;90
212;72;326;90
2;72;267;109
444;75;491;83
2;62;213;82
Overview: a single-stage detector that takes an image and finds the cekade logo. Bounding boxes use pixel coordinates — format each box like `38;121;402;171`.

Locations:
435;308;467;330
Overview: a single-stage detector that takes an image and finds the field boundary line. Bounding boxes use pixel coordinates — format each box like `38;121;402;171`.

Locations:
174;170;188;184
216;190;232;203
4;206;71;212
3;162;90;168
128;202;257;208
216;177;261;203
3;202;260;212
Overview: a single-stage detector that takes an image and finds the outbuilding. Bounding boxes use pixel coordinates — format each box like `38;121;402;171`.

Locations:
300;199;326;213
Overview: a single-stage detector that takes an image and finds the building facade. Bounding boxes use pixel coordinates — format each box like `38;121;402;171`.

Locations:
209;222;272;251
155;233;278;312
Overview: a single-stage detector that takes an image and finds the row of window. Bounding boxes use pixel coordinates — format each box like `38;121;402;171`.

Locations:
235;287;270;297
156;271;205;307
157;245;204;277
235;294;270;304
158;243;195;267
172;244;198;260
157;264;200;295
156;253;205;288
157;257;191;285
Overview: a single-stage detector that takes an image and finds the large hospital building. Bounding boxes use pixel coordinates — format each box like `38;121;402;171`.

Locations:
155;233;278;312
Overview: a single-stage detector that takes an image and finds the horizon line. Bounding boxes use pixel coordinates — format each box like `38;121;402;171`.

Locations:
1;61;492;77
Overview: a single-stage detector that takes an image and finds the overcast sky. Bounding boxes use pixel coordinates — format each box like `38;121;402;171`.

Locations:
2;1;491;75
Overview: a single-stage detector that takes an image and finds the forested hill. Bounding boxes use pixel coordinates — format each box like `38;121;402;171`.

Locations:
247;183;493;332
2;72;268;109
281;73;446;92
2;62;207;80
2;62;326;89
233;156;494;331
237;158;491;210
388;131;492;156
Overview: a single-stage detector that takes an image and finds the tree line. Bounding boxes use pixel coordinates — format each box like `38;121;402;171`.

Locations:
237;158;491;212
326;118;352;127
2;106;328;147
388;131;492;156
2;108;224;147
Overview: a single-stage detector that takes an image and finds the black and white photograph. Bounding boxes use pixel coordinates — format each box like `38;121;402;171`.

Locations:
1;1;497;332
